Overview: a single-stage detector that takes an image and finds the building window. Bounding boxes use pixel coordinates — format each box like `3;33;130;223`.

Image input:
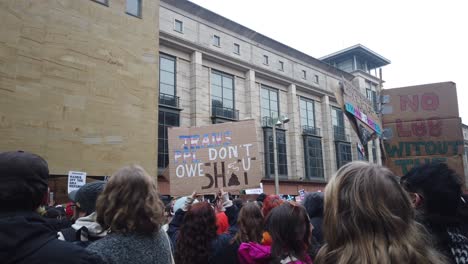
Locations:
233;43;240;55
263;55;269;65
366;82;378;111
300;98;317;135
264;128;288;178
212;35;221;47
332;107;346;141
302;70;307;80
314;75;319;84
279;61;284;71
211;70;236;120
174;19;183;33
91;0;109;6
336;142;352;169
304;136;324;179
159;54;177;106
372;139;377;163
261;86;279;123
126;0;142;18
158;111;180;169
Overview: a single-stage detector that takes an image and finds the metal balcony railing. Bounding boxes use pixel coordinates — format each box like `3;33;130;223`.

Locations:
211;106;239;120
302;126;320;136
159;93;180;108
333;125;349;142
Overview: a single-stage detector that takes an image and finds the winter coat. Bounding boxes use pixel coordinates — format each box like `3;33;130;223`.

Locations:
420;214;468;264
238;242;313;264
238;242;271;264
212;241;241;264
0;211;103;264
87;228;172;264
58;212;106;246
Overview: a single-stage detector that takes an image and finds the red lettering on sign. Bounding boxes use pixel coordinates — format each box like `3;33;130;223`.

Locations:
395;118;444;137
421;93;439;110
400;95;419;111
411;119;427;137
396;119;411;137
399;93;440;112
427;118;443;137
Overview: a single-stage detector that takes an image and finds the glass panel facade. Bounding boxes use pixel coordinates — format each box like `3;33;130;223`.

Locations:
126;0;141;17
158;111;180;169
159;54;175;96
336;142;352;169
261;86;279;123
304;136;324;179
332;107;345;141
300;98;315;128
263;128;288;178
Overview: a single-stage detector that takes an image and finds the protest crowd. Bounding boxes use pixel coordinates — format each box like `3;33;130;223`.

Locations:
1;150;468;264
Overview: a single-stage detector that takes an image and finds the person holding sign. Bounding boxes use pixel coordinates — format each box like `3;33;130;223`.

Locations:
169;189;237;264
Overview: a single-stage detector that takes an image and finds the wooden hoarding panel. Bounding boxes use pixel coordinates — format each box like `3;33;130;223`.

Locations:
382;82;458;123
168;120;261;196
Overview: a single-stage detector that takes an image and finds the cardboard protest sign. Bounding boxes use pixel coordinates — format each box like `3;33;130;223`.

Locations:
67;171;87;194
386;155;464;177
335;78;382;145
382;82;464;181
382;82;458;123
384;118;463;157
168;120;261;196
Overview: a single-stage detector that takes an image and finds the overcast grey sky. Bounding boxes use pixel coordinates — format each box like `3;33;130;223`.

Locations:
190;0;468;122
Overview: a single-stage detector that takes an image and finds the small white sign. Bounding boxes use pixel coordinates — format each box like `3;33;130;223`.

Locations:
245;188;263;194
68;171;87;194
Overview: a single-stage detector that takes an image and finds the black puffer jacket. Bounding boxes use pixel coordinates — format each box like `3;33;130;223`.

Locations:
0;211;104;264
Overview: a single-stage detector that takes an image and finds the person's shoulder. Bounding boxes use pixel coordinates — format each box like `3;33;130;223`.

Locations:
37;239;105;263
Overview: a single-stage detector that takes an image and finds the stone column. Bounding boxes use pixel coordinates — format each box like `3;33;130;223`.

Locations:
321;95;336;180
189;51;207;126
376;139;382;165
245;70;258;119
287;84;303;180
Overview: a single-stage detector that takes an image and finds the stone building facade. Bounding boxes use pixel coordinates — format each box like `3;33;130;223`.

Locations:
157;0;390;194
0;0;159;201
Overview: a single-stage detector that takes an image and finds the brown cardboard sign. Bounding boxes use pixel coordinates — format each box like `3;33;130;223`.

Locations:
382;82;458;123
335;78;381;146
167;120;261;196
382;82;464;184
340;78;382;135
384;118;464;157
386;155;464;178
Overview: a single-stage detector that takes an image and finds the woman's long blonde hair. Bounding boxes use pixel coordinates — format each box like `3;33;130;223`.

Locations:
315;161;447;264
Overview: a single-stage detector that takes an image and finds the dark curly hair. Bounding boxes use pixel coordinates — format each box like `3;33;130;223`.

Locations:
401;162;462;217
175;202;217;264
232;202;264;244
96;165;164;234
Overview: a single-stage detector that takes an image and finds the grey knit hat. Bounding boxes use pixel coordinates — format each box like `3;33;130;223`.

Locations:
69;181;105;215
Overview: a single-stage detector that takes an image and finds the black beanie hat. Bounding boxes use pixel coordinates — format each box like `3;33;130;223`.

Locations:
0;151;49;211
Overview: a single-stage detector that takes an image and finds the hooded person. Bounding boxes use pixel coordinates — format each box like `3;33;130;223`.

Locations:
58;181;106;246
0;151;103;264
302;191;324;259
